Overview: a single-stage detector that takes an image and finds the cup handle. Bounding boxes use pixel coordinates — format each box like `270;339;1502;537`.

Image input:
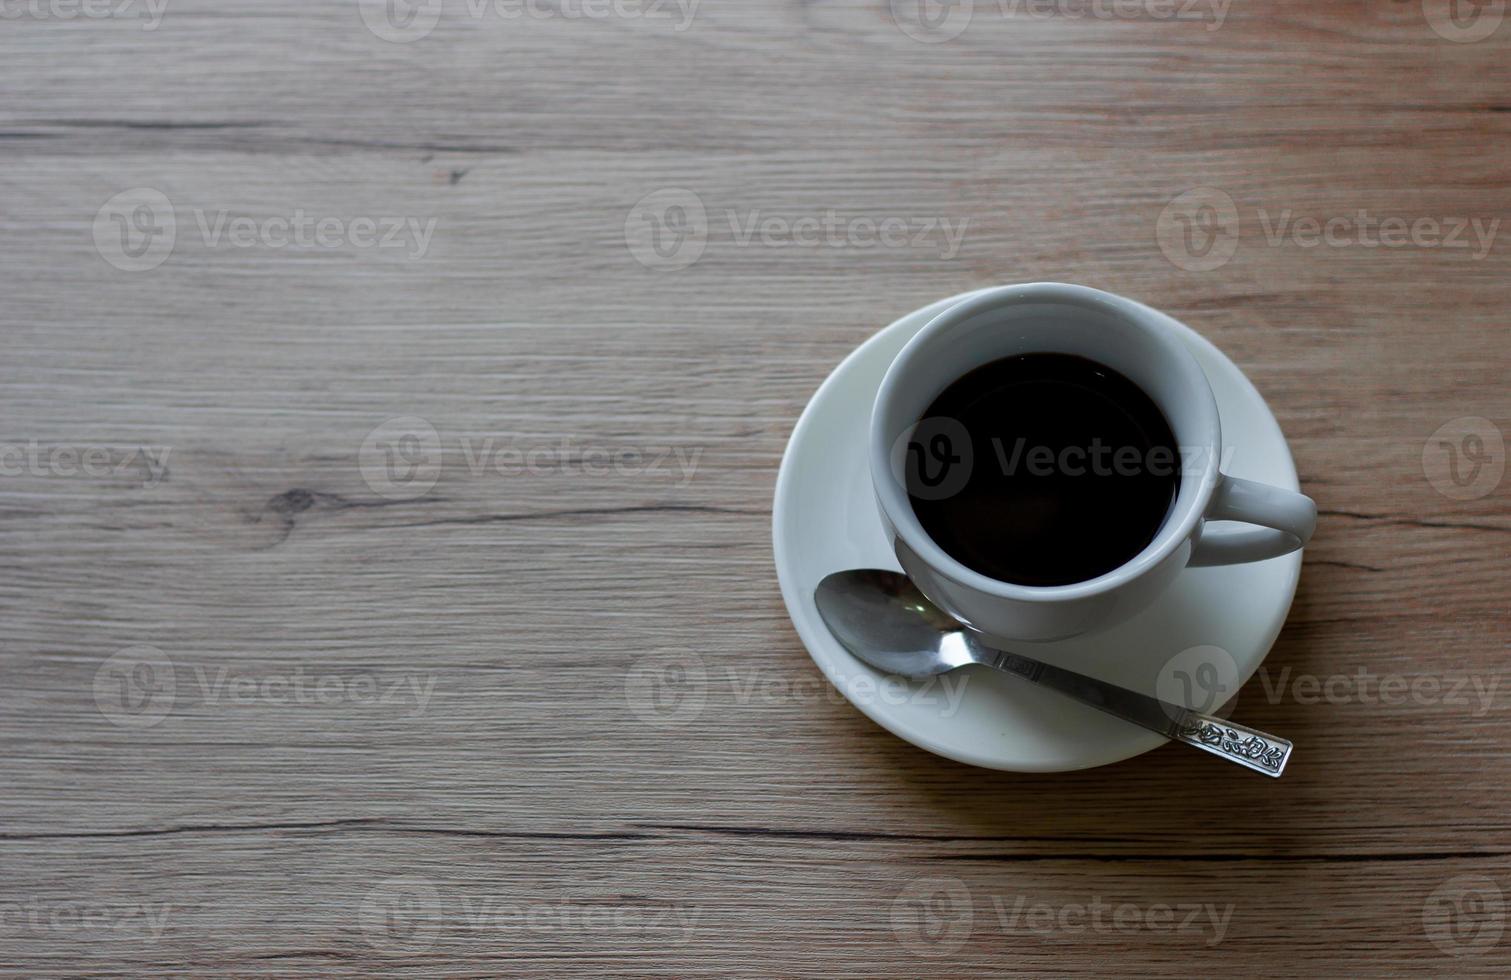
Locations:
1188;474;1317;567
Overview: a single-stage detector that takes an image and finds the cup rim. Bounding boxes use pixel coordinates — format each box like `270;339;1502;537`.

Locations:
869;282;1222;603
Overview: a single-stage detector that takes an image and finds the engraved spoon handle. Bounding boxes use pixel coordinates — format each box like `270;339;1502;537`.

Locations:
1170;712;1293;777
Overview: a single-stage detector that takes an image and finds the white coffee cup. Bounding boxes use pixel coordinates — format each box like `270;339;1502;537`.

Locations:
869;283;1316;642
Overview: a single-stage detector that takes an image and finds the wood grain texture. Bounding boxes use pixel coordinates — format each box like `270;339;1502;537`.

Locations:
1;0;1508;975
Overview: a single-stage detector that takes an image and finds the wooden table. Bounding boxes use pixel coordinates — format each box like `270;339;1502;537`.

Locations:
2;1;1508;975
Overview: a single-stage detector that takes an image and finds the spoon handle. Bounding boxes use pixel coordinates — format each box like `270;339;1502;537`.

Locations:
1168;713;1293;777
981;650;1292;777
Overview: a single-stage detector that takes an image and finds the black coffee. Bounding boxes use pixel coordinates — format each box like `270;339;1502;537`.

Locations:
905;353;1179;587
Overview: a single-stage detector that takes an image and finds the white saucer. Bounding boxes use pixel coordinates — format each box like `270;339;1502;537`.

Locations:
772;290;1304;772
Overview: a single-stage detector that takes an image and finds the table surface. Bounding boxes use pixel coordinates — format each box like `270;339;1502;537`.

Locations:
2;1;1509;975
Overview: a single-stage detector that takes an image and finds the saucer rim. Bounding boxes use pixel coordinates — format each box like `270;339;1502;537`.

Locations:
771;288;1303;772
